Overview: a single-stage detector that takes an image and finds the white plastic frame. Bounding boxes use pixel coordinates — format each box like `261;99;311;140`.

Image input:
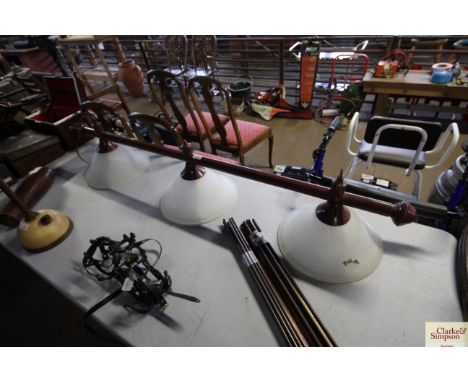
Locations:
345;111;363;156
366;124;428;177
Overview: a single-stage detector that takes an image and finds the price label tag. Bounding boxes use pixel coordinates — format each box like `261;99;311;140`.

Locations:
121;277;134;292
18;221;29;231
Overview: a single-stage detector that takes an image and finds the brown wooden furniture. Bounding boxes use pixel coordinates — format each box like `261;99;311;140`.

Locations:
128;112;178;146
165;35;188;77
448;40;468;63
0;47;61;74
79;101;138;140
127;112;238;166
406;38;448;66
24;76;96;150
147;70;229;152
0;68;48;126
57;36;130;114
189;36;217;77
0;129;64;177
0;53;12;73
363;70;468;116
188;76;274;167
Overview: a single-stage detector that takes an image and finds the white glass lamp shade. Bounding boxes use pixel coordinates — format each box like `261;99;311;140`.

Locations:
85;145;150;189
277;203;383;283
160;169;237;226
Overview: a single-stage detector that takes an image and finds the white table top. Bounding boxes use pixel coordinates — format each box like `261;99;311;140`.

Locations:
0;142;462;346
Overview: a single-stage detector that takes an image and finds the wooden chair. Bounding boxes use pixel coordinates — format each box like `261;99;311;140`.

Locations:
146;69;229;152
165;35;188;78
189;36;217;77
128;112;178;146
127;112;238;164
188;76;274;167
57;36;130;115
0;46;62;75
79;101;139;140
25;76;135;149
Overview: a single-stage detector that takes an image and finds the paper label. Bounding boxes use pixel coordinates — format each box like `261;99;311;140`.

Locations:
18;221;29;231
242;251;258;267
376;179;390;188
274;165;286;173
121;277;134;292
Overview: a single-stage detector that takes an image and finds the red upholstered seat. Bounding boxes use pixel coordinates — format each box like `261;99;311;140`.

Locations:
212;120;272;151
187;76;274;167
177;111;229;138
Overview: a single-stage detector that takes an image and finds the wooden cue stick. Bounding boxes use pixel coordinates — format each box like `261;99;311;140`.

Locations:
242;219;336;346
223;218;308;346
225;218;306;346
224;218;303;346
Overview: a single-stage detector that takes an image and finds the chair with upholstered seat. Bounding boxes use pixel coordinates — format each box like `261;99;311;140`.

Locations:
147;69;229;152
128;112;239;168
165;35;188;78
128;112;179;146
188;76;274;167
345;112;459;198
188;35;217;78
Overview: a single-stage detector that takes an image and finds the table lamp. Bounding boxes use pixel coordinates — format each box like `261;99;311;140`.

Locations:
0;178;73;253
160;142;237;225
277;171;383;283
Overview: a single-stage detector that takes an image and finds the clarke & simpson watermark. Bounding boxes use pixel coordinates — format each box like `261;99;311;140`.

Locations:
425;322;468;347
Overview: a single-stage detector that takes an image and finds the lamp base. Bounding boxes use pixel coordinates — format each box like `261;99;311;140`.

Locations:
17;209;73;253
160;169;237;226
277;203;383;283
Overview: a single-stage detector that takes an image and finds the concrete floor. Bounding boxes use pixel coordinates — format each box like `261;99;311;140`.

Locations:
1;89;465;346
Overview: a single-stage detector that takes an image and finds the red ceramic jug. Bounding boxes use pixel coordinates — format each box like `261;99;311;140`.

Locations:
118;59;144;97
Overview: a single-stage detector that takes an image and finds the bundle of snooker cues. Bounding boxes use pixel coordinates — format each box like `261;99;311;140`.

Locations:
223;217;336;347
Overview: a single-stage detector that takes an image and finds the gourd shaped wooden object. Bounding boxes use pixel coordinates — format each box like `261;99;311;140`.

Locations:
0;178;73;253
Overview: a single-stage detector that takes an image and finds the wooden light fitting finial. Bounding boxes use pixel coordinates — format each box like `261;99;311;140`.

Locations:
315;169;351;226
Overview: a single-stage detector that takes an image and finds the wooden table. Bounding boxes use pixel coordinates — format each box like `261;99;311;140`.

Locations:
363;70;468;116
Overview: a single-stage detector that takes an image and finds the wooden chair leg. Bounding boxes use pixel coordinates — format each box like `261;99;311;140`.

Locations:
239;150;245;165
199;139;206;152
116;86;131;115
268;135;274;168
